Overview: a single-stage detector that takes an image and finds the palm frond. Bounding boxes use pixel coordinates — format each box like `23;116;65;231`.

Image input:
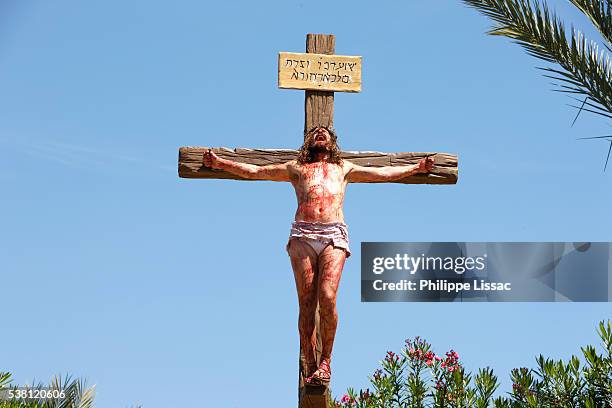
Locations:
0;372;11;389
577;133;612;138
567;103;612;117
570;96;589;126
604;138;612;169
462;0;612;119
565;94;612;116
50;375;95;408
568;0;612;50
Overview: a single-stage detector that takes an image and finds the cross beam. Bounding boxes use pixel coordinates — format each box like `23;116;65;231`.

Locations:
178;147;458;184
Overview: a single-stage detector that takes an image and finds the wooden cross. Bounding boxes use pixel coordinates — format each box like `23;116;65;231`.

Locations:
178;34;458;408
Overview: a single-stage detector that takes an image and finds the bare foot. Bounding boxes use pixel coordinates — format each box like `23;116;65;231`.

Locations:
304;358;331;386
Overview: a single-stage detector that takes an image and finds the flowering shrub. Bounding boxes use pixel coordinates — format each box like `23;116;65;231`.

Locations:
331;320;611;407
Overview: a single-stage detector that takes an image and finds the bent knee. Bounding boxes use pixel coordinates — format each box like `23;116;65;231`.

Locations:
318;290;337;310
298;290;317;307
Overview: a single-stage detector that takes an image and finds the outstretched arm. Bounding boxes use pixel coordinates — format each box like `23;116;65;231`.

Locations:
346;156;434;183
203;149;291;182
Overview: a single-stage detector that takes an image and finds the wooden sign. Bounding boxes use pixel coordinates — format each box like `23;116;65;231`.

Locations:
278;52;362;92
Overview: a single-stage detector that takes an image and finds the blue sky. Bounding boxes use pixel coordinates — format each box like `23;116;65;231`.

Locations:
0;0;610;407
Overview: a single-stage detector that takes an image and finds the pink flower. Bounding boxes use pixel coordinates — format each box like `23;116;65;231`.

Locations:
426;359;433;366
441;362;446;368
341;394;350;403
435;356;442;361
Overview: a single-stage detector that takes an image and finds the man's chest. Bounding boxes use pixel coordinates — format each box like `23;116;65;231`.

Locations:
293;163;345;194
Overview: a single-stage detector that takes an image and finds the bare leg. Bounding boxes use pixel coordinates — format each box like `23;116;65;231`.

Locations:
287;238;319;376
315;245;347;376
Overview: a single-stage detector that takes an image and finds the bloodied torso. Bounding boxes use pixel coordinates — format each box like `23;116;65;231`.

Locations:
288;160;348;223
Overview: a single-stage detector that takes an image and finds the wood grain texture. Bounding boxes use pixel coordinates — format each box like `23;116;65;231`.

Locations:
178;147;459;184
278;52;362;92
297;304;330;408
304;34;335;134
299;384;329;408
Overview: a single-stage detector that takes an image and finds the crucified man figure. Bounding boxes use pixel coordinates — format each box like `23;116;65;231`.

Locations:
203;126;434;386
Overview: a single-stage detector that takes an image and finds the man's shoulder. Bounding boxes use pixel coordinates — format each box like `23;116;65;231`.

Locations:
339;159;353;172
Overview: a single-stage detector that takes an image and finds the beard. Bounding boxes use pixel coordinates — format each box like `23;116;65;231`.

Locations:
309;143;329;154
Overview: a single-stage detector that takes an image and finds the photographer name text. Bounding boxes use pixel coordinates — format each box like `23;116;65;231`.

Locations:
372;279;511;293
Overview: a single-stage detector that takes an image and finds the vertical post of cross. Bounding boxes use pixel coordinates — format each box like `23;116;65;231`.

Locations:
298;33;335;408
304;34;335;134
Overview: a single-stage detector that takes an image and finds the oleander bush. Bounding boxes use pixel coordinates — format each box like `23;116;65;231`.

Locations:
331;320;612;408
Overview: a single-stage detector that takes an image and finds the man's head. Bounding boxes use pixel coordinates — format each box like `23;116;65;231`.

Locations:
297;126;343;164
